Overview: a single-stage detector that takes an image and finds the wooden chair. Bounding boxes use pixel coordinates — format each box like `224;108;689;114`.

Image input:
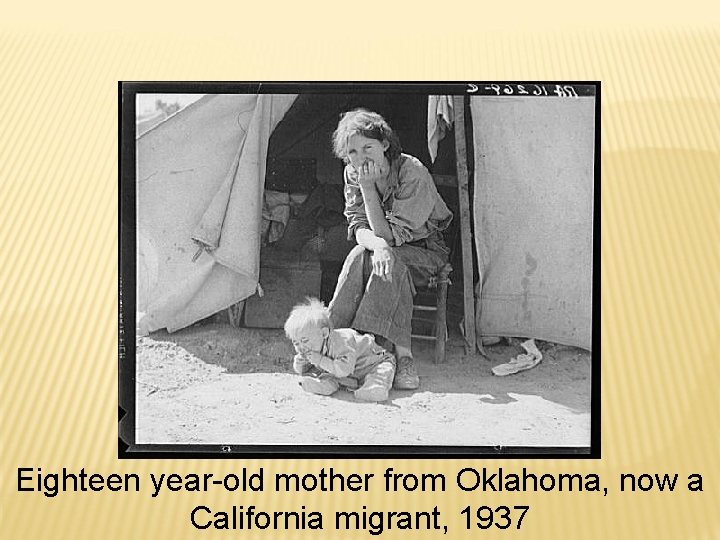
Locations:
411;262;453;363
410;191;460;364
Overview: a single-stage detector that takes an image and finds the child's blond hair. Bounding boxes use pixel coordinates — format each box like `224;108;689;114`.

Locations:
284;297;331;339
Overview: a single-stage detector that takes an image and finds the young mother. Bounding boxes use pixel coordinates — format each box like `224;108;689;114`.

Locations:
328;109;453;390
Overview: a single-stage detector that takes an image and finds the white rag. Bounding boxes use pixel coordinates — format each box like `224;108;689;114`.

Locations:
492;339;543;376
427;95;454;163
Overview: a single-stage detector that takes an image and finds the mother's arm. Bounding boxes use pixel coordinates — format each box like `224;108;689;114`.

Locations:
355;227;392;251
357;163;394;246
355;183;394;250
344;163;394;250
355;227;395;282
355;183;396;281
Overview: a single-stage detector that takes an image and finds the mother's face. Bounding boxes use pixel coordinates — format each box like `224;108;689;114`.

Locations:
345;133;390;171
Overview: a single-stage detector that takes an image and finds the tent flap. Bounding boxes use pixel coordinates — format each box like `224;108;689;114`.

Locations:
137;94;297;333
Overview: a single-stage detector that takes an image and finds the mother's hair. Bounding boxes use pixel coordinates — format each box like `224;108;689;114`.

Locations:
332;109;402;163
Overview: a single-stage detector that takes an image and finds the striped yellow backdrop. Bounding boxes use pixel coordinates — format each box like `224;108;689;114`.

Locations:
1;3;718;538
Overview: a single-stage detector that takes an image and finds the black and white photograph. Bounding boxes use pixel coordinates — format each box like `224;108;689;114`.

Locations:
120;82;599;454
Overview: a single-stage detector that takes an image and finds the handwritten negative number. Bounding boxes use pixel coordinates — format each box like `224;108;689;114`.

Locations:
554;85;579;97
474;83;578;97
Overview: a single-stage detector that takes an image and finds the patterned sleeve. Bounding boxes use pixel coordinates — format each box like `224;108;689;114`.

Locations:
385;166;438;246
315;332;357;378
342;166;370;241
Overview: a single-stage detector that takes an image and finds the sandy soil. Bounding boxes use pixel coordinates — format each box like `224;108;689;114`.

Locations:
135;321;592;449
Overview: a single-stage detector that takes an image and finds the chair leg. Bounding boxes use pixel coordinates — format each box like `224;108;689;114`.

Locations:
434;265;451;364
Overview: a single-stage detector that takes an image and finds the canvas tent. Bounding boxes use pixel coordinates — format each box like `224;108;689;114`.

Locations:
135;90;594;350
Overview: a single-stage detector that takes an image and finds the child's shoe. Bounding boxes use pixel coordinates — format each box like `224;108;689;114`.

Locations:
300;375;338;396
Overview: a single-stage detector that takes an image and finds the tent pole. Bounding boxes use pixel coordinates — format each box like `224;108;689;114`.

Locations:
453;95;477;354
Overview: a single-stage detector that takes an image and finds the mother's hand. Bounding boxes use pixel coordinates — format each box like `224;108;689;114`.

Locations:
357;161;385;190
371;246;395;282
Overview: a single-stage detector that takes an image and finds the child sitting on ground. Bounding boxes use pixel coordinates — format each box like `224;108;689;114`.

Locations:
284;298;396;402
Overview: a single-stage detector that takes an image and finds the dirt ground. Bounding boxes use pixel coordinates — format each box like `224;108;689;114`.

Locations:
135;320;592;449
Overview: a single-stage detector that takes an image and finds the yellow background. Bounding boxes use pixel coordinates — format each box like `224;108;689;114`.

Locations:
1;1;718;538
